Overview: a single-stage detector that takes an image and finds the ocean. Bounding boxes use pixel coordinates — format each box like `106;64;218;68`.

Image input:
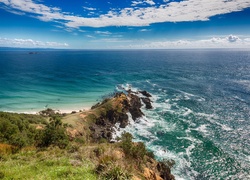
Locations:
0;49;249;179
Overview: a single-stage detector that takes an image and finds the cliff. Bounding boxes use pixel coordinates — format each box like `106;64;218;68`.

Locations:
63;90;174;180
0;90;175;180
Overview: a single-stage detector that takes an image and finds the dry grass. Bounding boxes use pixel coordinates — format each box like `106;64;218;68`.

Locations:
0;143;17;155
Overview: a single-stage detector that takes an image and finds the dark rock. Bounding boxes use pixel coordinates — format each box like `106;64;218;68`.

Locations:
122;98;130;110
141;97;153;109
118;113;129;128
95;117;107;126
157;162;175;180
89;126;95;132
89;91;152;142
139;90;152;97
89;124;114;142
106;110;117;124
128;93;144;120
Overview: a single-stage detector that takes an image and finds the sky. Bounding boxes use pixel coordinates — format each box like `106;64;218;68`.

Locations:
0;0;250;49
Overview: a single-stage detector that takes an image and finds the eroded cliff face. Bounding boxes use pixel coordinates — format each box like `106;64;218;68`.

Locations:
86;90;173;180
63;90;174;180
87;90;153;142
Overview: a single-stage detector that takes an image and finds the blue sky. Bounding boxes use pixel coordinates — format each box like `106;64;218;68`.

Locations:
0;0;250;49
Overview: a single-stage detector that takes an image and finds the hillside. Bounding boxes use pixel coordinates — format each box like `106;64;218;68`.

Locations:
0;90;175;180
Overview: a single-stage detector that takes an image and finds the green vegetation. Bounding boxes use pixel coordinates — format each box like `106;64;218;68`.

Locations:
0;147;97;180
0;112;68;149
36;115;69;148
120;132;154;161
0;112;46;148
97;162;132;180
0;93;175;179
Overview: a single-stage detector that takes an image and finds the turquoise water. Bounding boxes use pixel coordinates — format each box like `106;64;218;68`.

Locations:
0;49;250;179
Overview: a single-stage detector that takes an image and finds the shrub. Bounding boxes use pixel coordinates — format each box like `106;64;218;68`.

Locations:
120;132;154;162
36;116;69;149
0;143;18;155
120;132;142;158
96;155;131;180
0;113;39;148
120;132;133;155
0;171;5;179
94;146;104;157
102;165;131;180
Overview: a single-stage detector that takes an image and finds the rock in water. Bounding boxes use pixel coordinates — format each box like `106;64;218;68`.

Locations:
139;90;152;97
141;97;153;109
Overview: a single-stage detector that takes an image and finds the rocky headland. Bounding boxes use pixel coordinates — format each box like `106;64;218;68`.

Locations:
63;89;174;180
0;89;175;180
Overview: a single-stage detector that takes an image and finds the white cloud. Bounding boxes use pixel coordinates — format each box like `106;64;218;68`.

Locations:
0;37;69;48
145;0;156;6
139;29;151;32
83;7;96;11
115;35;250;49
86;35;95;38
132;0;155;6
90;38;133;43
227;34;240;42
1;0;250;28
95;31;112;35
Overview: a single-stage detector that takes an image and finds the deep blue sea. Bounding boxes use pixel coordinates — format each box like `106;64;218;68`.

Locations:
0;49;250;179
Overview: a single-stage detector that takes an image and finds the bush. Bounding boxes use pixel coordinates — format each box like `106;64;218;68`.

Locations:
120;132;152;161
94;146;104;157
36;116;69;149
96;155;131;180
0;171;5;179
120;132;133;155
0;143;18;155
0;113;39;148
101;165;131;180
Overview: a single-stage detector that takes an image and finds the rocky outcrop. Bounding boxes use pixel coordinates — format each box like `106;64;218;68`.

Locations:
144;167;163;180
156;162;175;180
128;93;144;120
141;97;153;109
139;90;152;97
68;89;174;180
88;90;153;142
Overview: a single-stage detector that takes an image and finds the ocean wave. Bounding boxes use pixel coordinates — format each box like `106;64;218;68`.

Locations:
113;83;250;180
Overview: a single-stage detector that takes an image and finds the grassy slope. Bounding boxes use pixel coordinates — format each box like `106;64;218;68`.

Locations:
0;93;174;180
0;146;97;180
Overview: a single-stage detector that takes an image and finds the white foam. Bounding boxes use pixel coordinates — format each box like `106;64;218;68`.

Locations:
195;124;208;134
149;145;199;180
196;112;233;131
236;79;250;91
113;83;222;179
119;83;139;92
182;108;193;116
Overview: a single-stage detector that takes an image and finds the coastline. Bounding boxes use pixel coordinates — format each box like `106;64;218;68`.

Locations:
0;89;175;180
1;104;92;115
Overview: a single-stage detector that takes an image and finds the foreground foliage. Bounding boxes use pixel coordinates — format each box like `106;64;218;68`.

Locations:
0;112;46;148
0;112;68;149
0;146;97;180
0;97;175;180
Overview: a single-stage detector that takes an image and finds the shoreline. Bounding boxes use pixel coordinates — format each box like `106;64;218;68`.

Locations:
1;105;92;115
